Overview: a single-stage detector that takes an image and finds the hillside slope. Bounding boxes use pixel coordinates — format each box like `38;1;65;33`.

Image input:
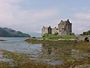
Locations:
0;27;30;37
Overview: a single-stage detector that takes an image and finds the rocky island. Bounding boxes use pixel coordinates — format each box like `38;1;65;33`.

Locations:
26;19;76;44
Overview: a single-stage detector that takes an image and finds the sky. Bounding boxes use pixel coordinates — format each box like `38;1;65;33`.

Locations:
0;0;90;34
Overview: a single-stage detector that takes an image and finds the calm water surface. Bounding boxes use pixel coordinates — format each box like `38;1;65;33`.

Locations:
0;37;65;64
0;37;42;55
0;37;88;65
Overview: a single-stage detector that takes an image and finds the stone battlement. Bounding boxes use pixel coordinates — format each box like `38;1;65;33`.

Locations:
42;19;72;35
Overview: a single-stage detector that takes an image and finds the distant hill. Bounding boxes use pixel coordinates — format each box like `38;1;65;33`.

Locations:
30;32;41;37
0;27;30;37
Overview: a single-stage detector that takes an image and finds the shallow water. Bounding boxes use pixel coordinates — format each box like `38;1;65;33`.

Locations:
0;37;41;56
0;37;64;64
0;37;89;65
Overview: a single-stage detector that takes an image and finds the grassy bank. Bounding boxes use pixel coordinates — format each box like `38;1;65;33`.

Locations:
42;34;76;40
25;34;77;44
25;38;76;44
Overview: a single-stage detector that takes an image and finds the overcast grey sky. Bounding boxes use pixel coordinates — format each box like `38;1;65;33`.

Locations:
0;0;90;34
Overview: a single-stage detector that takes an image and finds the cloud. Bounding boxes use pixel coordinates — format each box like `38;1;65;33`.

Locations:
0;0;59;33
72;11;90;34
10;9;58;33
0;0;20;24
16;9;58;23
74;12;90;22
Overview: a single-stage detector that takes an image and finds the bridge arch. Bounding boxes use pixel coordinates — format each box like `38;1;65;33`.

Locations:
77;35;90;42
84;37;89;42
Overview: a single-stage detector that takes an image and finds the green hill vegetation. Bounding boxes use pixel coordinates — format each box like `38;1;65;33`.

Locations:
42;34;76;40
0;27;30;37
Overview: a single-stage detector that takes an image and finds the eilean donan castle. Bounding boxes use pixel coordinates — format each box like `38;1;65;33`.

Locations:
42;19;72;35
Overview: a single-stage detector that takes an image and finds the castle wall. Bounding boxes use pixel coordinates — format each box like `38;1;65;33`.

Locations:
58;20;72;35
42;19;72;36
42;26;48;35
52;27;59;34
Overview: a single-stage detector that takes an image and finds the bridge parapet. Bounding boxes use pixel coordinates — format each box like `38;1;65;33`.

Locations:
77;35;90;42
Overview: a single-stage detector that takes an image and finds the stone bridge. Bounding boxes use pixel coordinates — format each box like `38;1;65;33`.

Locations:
77;35;90;42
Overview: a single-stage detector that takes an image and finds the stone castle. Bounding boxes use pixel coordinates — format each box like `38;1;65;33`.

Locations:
42;19;72;35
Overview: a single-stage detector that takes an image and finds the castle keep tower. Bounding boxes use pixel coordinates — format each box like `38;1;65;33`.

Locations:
58;19;72;35
42;19;72;36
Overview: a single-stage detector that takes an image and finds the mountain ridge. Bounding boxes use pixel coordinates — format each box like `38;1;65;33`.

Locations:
0;27;30;37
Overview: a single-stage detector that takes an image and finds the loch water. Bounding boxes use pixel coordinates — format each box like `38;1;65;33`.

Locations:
0;37;64;65
0;37;88;65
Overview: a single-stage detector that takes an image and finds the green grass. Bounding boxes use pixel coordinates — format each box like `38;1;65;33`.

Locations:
42;34;76;40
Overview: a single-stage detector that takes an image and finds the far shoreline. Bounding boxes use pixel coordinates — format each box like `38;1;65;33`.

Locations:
25;38;77;44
